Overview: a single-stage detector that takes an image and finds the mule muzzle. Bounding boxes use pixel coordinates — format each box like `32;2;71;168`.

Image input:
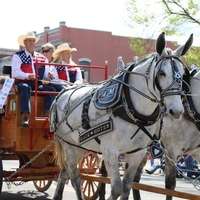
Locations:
168;108;183;119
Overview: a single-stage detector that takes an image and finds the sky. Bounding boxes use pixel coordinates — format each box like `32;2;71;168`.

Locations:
1;0;132;49
1;0;199;49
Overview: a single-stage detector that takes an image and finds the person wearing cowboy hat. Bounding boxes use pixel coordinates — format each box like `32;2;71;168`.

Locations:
39;42;56;81
53;43;83;84
41;43;55;63
11;32;55;127
40;42;64;92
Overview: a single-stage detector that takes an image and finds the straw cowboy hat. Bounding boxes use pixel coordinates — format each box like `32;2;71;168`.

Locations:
53;43;77;58
18;32;39;47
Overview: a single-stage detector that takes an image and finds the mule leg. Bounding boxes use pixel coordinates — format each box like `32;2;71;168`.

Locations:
67;149;84;200
69;169;83;200
120;151;146;200
98;160;107;200
132;155;147;200
53;168;69;200
102;148;122;200
165;156;176;200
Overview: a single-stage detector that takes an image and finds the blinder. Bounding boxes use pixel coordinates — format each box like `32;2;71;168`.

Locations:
154;56;183;99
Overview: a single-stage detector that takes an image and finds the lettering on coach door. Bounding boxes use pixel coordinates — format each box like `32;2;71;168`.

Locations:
79;119;113;144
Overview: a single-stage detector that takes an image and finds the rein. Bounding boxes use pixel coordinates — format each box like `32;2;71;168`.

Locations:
113;54;183;127
111;54;184;155
52;54;184;155
55;113;165;156
55;133;147;155
183;70;200;131
118;55;183;103
165;150;200;190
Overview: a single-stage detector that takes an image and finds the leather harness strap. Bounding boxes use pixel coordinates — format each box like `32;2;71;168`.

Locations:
113;61;161;127
58;54;184;154
183;70;200;131
81;95;101;144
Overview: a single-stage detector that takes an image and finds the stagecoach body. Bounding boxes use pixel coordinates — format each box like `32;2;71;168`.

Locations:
0;87;58;192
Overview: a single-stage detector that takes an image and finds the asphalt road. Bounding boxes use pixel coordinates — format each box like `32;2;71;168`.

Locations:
1;161;200;200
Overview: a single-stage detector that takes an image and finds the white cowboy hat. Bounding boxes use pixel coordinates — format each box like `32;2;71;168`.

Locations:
18;32;39;47
41;42;55;51
53;43;77;58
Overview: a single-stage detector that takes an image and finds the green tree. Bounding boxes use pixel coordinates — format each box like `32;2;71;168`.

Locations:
128;0;200;36
128;0;200;64
129;38;155;57
184;47;200;66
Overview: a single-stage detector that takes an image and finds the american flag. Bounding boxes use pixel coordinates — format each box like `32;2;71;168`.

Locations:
17;51;33;73
17;51;32;64
57;66;67;71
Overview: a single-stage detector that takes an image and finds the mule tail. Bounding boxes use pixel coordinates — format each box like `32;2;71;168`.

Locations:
54;137;66;170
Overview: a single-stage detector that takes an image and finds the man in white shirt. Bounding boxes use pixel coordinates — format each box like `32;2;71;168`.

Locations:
11;32;53;127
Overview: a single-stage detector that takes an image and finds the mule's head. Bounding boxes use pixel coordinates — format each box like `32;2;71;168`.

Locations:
155;32;193;119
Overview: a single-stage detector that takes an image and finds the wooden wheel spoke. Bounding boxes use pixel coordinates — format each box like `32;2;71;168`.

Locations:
87;159;90;168
81;180;86;186
83;181;89;193
93;159;98;168
80;153;101;199
93;181;98;188
89;157;95;168
91;182;95;194
33;180;52;192
88;182;91;197
86;155;90;167
43;181;47;187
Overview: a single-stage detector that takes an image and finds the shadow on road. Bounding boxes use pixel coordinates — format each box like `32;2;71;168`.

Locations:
0;190;52;199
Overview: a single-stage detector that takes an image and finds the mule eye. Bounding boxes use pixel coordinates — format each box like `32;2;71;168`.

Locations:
159;71;166;77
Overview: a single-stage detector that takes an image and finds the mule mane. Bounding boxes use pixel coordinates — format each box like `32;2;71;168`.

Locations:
127;53;156;69
126;48;173;70
164;48;173;56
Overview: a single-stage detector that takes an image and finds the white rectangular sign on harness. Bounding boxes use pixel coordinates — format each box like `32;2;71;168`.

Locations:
0;78;14;109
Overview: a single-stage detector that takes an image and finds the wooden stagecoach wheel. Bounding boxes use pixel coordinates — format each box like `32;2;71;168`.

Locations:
0;156;3;195
33;180;52;192
79;152;102;200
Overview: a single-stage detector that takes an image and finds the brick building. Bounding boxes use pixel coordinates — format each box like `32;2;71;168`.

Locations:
0;22;176;81
36;21;136;82
36;22;177;82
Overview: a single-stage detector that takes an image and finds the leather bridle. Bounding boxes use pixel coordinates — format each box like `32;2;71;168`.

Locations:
115;54;184;108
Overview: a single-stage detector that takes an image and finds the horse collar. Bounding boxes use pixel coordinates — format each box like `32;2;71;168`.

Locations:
114;62;161;126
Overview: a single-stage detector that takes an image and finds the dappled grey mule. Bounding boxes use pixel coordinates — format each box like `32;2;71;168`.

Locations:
50;32;192;200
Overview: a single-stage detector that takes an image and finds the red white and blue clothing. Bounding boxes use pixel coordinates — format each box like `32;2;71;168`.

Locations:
52;60;83;84
11;50;55;113
11;50;49;80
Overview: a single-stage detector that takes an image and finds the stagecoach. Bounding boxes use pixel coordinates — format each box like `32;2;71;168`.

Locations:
1;33;200;200
0;62;108;199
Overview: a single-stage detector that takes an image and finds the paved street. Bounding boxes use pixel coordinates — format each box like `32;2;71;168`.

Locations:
1;161;200;200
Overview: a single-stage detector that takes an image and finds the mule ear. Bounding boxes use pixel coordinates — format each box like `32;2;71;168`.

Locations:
156;32;166;55
174;34;193;56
